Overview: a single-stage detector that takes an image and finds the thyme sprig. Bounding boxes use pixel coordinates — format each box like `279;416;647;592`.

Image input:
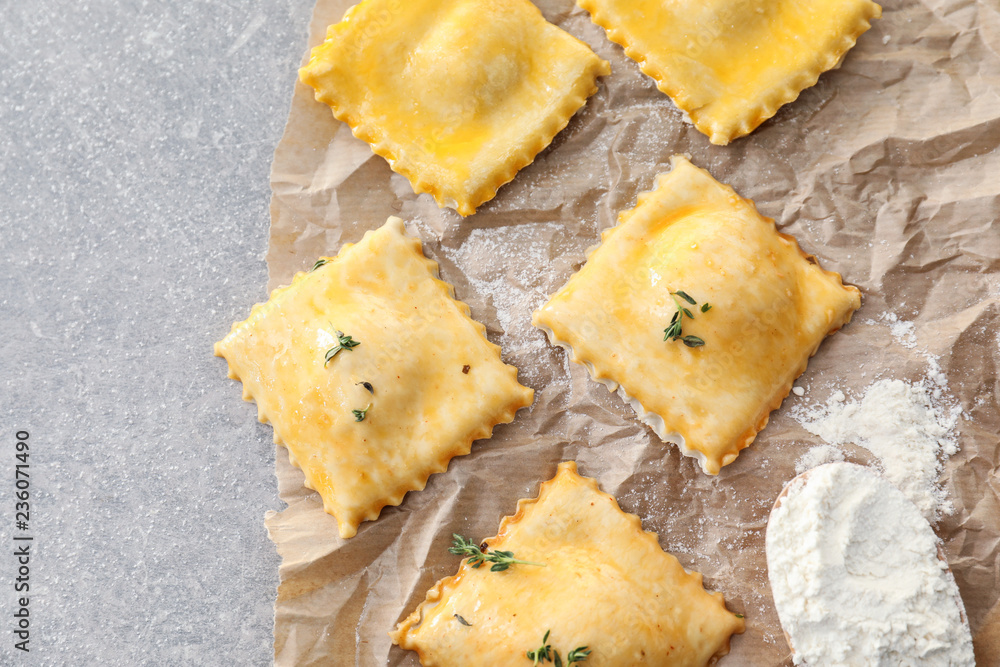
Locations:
527;630;590;666
352;403;371;422
449;534;545;572
663;290;710;348
527;631;553;666
324;330;360;365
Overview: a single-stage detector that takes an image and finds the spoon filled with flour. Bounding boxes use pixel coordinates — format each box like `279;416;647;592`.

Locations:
766;463;973;666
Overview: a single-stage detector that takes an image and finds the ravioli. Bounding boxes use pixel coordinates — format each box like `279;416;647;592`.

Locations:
391;461;745;665
533;157;861;474
214;217;533;538
299;0;610;217
577;0;882;144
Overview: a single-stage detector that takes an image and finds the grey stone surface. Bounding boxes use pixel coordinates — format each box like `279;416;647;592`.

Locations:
1;1;313;664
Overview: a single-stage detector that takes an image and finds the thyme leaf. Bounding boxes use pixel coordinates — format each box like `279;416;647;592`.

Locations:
324;330;360;365
311;258;330;272
663;291;711;347
681;335;705;348
674;290;697;305
449;534;544;572
352;403;372;422
454;614;472;626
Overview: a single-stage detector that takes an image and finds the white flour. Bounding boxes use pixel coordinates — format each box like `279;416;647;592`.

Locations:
880;312;918;349
767;463;974;667
794;445;844;475
793;375;959;522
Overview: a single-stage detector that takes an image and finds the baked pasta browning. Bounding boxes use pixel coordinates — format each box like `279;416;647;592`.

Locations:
533;157;861;474
577;0;881;144
391;461;745;665
215;217;533;538
300;0;610;216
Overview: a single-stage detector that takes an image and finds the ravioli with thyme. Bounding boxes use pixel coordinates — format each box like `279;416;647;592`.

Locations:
300;0;610;216
391;461;745;665
577;0;882;144
215;217;533;538
533;157;861;474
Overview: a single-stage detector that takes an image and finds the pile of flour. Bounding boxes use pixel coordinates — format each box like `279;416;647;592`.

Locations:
767;463;974;666
793;371;959;523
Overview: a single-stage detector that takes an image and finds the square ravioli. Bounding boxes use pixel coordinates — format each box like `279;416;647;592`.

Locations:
391;461;745;665
533;157;861;474
578;0;881;144
215;217;533;538
299;0;610;217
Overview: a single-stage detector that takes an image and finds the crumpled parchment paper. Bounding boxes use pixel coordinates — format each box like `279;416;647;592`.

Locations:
262;0;1000;664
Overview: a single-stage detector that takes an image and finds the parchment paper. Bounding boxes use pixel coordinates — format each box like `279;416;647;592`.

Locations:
262;1;1000;664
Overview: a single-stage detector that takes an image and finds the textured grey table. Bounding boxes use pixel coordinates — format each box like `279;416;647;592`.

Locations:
1;2;313;664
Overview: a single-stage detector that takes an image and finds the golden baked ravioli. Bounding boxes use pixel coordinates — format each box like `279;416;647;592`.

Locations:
577;0;882;144
214;217;533;538
533;157;861;474
299;0;610;217
391;461;745;665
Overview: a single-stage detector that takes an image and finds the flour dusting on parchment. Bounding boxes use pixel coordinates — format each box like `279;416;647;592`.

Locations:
792;311;962;522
